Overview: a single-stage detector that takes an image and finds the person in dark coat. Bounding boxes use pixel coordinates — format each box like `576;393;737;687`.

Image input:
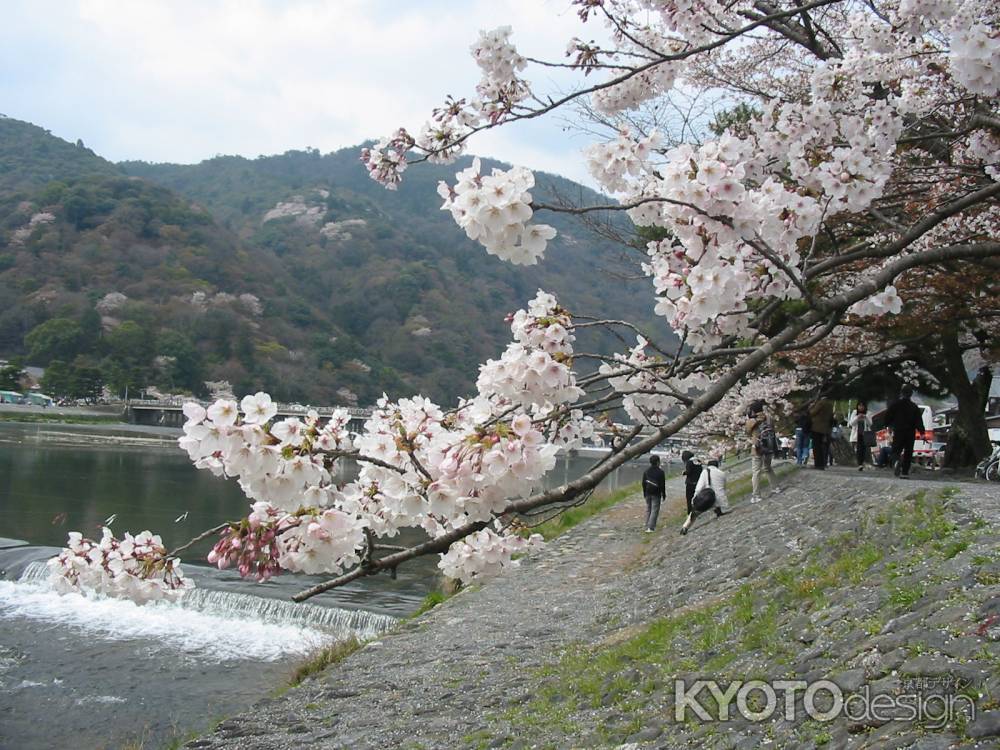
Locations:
641;455;667;532
884;385;922;478
681;450;702;515
808;396;834;470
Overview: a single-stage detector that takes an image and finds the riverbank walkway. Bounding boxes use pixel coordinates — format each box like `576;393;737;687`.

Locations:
186;464;1000;750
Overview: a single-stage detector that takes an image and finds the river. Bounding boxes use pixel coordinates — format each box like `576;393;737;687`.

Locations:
0;422;432;749
0;420;659;749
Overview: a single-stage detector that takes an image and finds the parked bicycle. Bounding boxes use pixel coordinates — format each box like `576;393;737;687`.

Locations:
974;445;1000;482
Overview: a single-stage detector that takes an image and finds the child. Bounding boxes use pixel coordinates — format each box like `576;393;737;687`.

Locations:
680;459;730;535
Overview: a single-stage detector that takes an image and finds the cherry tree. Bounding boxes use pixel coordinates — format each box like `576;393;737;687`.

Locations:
790;260;998;465
52;1;999;603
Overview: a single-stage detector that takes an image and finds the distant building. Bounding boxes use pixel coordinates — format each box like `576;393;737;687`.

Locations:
933;372;1000;439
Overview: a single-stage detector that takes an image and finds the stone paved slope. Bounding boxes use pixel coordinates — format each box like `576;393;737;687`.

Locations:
186;465;1000;750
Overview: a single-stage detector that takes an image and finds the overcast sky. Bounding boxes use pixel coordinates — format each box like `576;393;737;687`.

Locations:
1;0;608;184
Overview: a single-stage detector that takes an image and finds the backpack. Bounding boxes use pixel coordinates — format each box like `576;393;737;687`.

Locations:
692;468;717;512
756;419;778;455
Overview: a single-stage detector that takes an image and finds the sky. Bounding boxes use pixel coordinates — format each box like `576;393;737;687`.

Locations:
1;0;607;185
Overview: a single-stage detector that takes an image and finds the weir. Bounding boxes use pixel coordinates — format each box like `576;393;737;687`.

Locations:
4;554;397;657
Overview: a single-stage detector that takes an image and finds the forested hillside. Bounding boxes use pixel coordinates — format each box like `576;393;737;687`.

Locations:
0;116;662;405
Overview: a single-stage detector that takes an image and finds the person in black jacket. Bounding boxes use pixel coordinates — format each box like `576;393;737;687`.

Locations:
681;450;702;515
884;385;922;478
641;455;667;532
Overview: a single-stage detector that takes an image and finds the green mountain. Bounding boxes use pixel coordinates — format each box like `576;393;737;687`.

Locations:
0;116;661;406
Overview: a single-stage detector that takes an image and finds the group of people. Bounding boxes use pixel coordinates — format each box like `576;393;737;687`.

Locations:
640;399;780;535
639;385;926;535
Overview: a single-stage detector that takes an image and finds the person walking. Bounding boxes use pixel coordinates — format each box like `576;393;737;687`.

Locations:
746;400;782;503
680;459;730;534
847;402;873;471
884;385;922;478
829;420;847;466
681;450;702;516
808;395;834;470
641;455;667;532
793;408;812;465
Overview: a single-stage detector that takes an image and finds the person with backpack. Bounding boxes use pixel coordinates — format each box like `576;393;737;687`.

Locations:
641;455;667;532
681;449;702;515
680;458;730;535
746;400;782;503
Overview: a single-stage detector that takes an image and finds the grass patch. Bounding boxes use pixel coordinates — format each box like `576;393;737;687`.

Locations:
523;482;641;541
288;637;361;687
897;490;956;548
410;590;451;618
888;584;925;610
499;483;976;739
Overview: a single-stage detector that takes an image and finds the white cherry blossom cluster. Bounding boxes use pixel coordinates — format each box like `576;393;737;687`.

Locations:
416;119;469;166
634;0;734;46
584;129;662;193
948;19;1000;96
274;507;366;575
848;285;904;317
542;407;603;448
38;290;589;593
580;13;686;115
963;130;1000;182
48;528;191;604
754;99;901;214
689;371;808;450
360;128;415;190
437;157;557;265
470;26;530;115
438;526;543;584
598;336;678;426
177;397;354;512
477;290;582;407
591;57;681;116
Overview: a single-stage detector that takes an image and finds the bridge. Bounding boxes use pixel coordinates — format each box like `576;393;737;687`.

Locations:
124;399;373;431
124;400;702;456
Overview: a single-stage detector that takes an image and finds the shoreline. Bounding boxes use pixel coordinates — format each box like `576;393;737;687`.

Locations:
0;419;182;449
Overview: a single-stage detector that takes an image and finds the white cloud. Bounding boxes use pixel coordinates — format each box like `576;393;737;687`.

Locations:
1;0;606;184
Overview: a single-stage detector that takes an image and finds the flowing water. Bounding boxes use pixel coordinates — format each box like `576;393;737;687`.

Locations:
0;421;661;749
0;423;429;749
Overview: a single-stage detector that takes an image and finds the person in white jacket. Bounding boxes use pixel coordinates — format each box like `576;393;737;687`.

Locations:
847;401;873;471
680;459;730;535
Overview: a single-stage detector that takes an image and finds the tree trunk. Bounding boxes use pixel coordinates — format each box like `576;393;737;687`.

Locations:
920;331;992;469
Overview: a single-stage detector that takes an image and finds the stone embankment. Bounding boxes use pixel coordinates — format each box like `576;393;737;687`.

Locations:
187;464;1000;750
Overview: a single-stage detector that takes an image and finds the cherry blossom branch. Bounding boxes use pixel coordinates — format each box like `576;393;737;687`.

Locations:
570;318;675;358
168;523;231;558
806;182;1000;278
404;0;843;165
